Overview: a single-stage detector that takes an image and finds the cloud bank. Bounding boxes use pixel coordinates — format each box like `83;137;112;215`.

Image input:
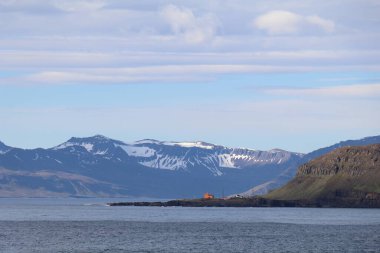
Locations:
0;0;379;85
0;0;379;151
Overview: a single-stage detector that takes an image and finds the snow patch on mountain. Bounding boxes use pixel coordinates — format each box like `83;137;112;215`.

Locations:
166;141;216;150
217;154;236;168
140;154;187;170
82;143;94;152
33;153;39;160
94;149;109;155
54;142;94;152
116;145;156;158
132;140;217;150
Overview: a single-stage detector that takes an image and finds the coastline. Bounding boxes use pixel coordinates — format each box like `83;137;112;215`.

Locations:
108;196;380;208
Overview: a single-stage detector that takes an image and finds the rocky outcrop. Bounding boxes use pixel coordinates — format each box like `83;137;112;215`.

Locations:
265;144;380;207
297;144;380;177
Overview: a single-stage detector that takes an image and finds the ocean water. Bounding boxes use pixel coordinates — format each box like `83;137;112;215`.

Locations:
0;198;379;252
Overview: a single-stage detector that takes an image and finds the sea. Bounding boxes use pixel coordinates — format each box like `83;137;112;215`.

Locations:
0;198;379;253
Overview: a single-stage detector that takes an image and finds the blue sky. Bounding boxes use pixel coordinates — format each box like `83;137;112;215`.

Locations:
1;0;380;152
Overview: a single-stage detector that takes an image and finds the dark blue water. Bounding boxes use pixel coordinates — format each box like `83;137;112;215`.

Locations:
1;198;379;252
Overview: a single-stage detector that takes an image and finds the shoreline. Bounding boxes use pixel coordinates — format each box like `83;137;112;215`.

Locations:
108;197;380;208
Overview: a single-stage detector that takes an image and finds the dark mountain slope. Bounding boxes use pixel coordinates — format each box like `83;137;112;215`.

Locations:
304;135;380;161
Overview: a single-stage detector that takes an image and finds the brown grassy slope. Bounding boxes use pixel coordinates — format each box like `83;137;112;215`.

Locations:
265;144;380;200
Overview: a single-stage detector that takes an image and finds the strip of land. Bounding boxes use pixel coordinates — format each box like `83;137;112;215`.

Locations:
108;196;380;208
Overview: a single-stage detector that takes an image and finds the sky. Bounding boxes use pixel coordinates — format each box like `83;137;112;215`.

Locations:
0;0;380;153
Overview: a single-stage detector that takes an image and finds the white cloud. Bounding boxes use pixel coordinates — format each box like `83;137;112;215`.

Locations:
2;48;380;73
254;10;302;35
2;64;380;86
0;65;298;85
266;83;380;98
253;10;335;35
160;4;220;43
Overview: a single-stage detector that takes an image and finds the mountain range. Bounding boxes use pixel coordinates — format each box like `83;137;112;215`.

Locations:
0;135;379;198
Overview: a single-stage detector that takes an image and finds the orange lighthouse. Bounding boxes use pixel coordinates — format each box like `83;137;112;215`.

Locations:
203;193;215;199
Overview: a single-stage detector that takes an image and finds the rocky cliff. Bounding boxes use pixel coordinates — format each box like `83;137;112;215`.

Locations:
298;144;380;177
266;144;380;207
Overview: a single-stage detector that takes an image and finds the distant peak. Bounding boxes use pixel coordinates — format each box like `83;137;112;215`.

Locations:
0;140;11;152
0;140;11;147
67;135;111;142
268;148;287;153
134;139;161;144
232;147;257;152
360;135;380;141
92;134;110;140
53;135;125;151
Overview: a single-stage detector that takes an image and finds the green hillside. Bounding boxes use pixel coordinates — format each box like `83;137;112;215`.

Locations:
266;144;380;204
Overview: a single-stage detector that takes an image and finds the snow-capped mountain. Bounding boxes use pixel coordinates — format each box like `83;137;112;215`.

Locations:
0;135;303;197
120;140;301;176
51;135;302;176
